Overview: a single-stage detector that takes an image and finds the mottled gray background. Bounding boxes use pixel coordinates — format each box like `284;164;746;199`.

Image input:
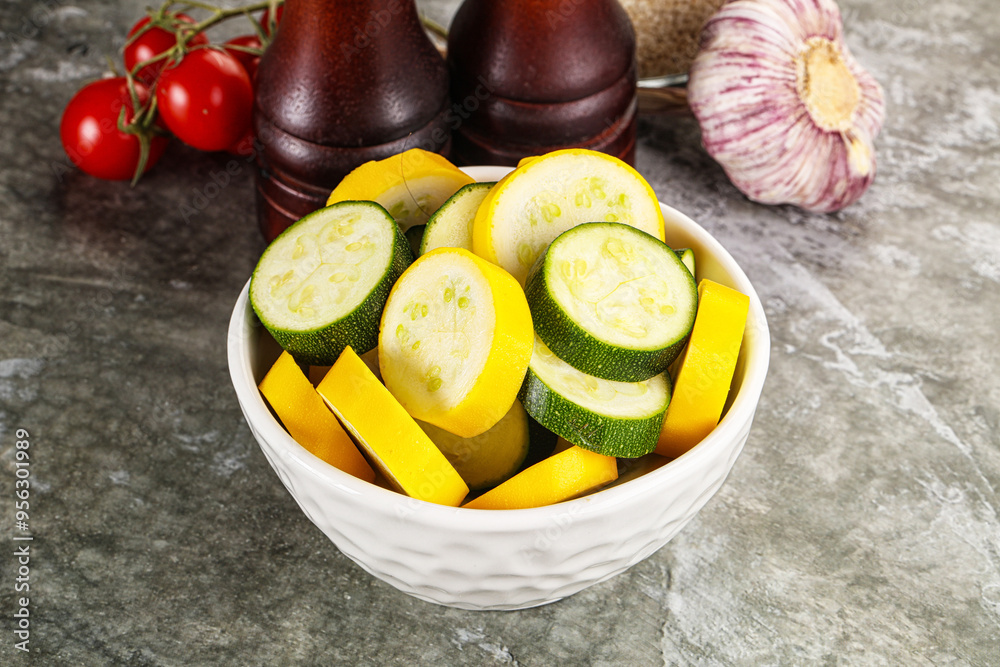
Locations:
1;0;999;664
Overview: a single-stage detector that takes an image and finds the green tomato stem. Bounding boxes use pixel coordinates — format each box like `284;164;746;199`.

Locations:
116;1;282;184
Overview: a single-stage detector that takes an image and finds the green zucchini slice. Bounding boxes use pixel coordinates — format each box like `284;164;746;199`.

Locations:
419;181;495;255
250;201;413;365
675;247;695;277
518;336;671;458
524;222;697;382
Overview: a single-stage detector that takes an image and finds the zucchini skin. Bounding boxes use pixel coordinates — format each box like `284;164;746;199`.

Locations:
524;224;696;382
252;203;414;366
419;181;495;256
517;367;670;459
522;413;558;469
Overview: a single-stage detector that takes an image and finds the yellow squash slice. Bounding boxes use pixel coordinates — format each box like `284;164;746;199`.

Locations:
326;148;474;232
316;346;469;506
416;401;529;491
656;279;749;458
462;445;618;510
472;148;665;284
259;351;375;482
378;247;534;438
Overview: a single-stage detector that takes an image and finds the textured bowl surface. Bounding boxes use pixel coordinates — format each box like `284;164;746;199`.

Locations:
228;166;770;610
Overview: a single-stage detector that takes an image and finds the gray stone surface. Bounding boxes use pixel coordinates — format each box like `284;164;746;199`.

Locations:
1;0;999;664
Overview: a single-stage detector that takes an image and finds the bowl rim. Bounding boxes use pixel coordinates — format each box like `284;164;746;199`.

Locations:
228;165;770;529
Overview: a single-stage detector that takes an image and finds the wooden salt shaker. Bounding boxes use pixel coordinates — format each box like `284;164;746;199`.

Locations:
253;0;453;241
446;0;638;166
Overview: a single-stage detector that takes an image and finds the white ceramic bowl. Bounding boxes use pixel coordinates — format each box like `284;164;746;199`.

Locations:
228;166;770;610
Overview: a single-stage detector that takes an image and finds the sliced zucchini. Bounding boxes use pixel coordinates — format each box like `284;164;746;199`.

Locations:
316;346;469;506
378;247;534;438
419;181;496;255
524;222;697;382
472;148;665;285
461;445;618;510
518;336;671;458
522;413;558;470
675;247;695;277
416;400;529;490
250;201;413;366
326;148;474;232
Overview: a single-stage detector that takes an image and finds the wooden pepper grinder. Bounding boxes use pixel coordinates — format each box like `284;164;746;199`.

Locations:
254;0;453;241
446;0;638;167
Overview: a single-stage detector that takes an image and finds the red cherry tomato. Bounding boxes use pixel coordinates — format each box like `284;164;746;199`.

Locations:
223;35;263;84
259;4;284;37
124;13;208;87
60;77;169;181
156;48;254;152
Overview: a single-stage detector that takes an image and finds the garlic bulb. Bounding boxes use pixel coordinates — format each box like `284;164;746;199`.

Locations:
687;0;885;212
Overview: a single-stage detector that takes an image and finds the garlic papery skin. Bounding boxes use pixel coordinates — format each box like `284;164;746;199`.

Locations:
687;0;885;213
